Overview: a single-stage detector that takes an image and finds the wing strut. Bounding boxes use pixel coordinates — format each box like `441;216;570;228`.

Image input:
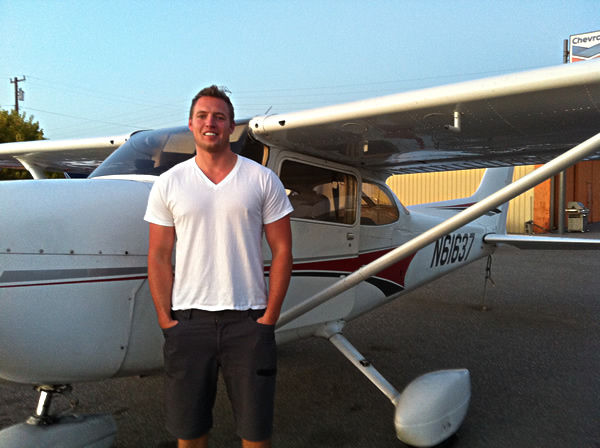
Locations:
15;157;46;180
277;131;600;329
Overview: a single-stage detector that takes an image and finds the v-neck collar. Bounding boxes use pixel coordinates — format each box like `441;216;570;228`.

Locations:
194;155;241;189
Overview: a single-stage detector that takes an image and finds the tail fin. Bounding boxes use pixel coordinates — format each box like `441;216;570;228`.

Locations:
406;167;514;233
469;167;514;234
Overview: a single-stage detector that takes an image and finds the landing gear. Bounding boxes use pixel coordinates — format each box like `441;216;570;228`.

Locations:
28;385;78;425
0;384;117;448
317;321;470;448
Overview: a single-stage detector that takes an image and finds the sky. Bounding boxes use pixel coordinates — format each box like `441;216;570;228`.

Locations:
0;0;598;140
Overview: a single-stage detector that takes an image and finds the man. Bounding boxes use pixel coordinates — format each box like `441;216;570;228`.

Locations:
144;85;293;448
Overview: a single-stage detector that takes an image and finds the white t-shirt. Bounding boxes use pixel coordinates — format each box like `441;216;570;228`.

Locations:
144;156;293;311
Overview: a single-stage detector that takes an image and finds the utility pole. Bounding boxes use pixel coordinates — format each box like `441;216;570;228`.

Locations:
10;76;26;114
563;39;570;64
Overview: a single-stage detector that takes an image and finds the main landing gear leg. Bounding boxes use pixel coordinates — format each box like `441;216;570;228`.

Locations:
29;385;78;425
0;384;117;448
316;321;471;448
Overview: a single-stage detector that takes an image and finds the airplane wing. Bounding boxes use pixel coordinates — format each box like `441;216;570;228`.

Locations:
0;134;130;178
249;60;600;174
2;62;598;178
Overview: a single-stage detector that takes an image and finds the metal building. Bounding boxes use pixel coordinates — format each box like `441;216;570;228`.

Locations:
387;161;600;234
388;166;533;234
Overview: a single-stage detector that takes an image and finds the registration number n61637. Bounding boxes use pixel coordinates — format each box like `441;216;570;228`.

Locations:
430;232;476;268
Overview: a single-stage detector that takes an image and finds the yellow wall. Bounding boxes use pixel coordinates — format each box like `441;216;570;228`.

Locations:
386;166;536;234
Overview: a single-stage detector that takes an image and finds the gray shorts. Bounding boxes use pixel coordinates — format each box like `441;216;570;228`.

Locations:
162;308;277;442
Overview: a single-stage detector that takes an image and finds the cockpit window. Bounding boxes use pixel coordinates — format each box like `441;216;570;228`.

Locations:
279;160;357;225
360;181;399;225
89;121;264;178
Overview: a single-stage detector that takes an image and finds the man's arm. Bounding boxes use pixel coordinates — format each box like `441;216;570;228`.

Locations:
260;215;293;326
148;223;178;329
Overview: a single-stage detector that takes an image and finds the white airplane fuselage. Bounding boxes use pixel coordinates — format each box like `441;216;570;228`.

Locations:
0;128;503;386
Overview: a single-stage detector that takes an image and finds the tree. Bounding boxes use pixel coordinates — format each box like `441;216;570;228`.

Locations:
0;107;46;180
0;107;44;143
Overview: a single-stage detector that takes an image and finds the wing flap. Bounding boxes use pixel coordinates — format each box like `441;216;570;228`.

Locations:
250;61;600;174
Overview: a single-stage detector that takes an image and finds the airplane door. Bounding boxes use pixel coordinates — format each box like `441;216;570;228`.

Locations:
277;156;360;260
267;154;361;327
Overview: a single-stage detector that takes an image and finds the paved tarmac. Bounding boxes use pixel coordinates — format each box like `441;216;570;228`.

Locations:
1;229;599;447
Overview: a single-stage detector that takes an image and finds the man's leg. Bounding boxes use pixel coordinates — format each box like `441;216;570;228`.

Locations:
179;435;208;448
164;312;219;443
220;311;277;444
242;438;271;448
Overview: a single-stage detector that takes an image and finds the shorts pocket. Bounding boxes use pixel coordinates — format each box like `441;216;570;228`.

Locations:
247;311;275;337
161;321;182;338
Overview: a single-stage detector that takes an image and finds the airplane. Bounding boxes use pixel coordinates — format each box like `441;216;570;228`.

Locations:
1;59;600;448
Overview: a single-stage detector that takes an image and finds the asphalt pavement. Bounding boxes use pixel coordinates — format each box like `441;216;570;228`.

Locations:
1;228;599;447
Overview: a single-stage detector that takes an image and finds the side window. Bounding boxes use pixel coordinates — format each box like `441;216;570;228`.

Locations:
361;182;399;225
279;160;357;225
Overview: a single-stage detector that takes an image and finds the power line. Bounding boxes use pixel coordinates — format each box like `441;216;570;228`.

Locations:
22;106;141;129
10;63;552;138
25;75;183;110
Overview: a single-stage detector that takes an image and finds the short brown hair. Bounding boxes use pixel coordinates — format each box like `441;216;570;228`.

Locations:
189;85;234;122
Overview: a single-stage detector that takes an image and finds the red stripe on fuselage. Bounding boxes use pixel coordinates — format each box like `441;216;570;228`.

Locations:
266;248;416;287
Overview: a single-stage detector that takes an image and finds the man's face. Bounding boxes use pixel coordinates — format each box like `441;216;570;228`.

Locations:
188;96;235;154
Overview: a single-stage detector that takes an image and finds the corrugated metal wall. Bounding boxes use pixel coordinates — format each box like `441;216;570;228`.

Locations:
386;166;536;234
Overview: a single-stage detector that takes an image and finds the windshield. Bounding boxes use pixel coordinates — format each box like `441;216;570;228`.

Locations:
90;121;263;178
